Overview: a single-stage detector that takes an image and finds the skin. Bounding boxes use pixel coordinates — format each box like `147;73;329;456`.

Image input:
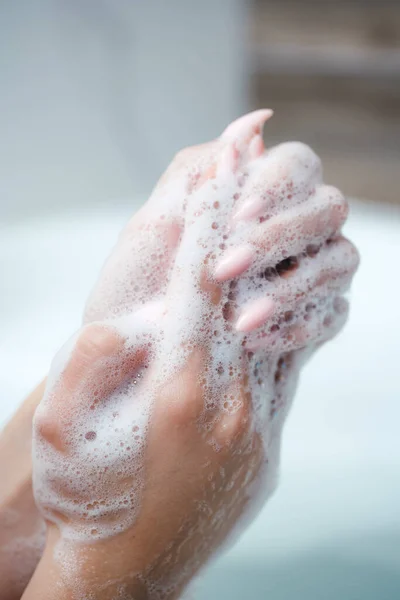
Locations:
1;111;358;599
0;381;46;600
22;339;264;599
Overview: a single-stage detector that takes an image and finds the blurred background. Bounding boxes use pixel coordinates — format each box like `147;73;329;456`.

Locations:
1;1;399;598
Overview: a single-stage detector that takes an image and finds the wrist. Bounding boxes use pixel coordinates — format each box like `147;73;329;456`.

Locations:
22;526;162;600
0;380;47;600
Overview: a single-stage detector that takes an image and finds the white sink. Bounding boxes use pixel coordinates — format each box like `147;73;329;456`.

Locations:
1;200;399;598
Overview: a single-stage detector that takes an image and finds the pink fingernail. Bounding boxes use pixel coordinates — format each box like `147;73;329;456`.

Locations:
218;143;239;175
233;197;265;221
221;109;274;141
214;246;254;282
236;297;275;332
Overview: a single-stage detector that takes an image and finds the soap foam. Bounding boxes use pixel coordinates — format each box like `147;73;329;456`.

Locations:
32;111;358;597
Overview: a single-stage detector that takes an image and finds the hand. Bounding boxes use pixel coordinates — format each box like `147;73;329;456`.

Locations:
25;110;358;599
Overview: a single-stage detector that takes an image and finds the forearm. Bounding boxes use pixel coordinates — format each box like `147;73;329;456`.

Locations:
22;528;150;600
0;380;45;504
0;380;46;600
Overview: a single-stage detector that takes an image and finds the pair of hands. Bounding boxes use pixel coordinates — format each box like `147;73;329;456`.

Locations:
1;111;358;600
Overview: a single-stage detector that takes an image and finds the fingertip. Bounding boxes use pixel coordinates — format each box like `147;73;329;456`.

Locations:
214;246;254;282
236;297;275;333
64;325;122;389
221;109;274;142
34;405;67;452
214;398;250;447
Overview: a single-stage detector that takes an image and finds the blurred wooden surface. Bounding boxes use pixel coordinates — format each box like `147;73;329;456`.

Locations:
251;0;400;204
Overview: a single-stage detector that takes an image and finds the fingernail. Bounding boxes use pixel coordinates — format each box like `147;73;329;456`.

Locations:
236;297;275;332
218;143;239;176
214;246;254;282
221;109;274;141
233;197;265;222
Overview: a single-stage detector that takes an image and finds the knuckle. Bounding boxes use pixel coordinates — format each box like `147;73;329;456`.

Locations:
161;350;206;427
348;242;361;273
34;405;65;450
280;141;322;172
324;186;349;220
75;324;120;362
216;401;250;447
33;406;48;436
335;236;361;275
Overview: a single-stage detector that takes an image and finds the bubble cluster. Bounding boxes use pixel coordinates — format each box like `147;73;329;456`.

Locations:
32;111;358;598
